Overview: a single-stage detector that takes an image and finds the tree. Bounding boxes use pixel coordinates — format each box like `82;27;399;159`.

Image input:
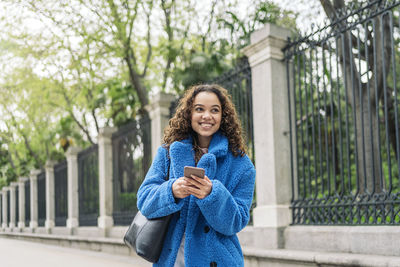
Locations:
0;0;297;186
280;0;398;194
317;0;395;193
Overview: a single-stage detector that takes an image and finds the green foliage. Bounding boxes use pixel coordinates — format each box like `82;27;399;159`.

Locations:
101;79;140;127
0;0;297;188
176;52;231;89
217;0;298;49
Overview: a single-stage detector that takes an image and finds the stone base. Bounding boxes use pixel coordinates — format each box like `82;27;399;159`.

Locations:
17;221;25;229
284;225;400;257
239;226;285;249
29;221;38;229
108;226;129;238
66;218;79;228
243;247;400;267
253;205;291;228
45;220;55;230
98;216;113;229
0;228;399;267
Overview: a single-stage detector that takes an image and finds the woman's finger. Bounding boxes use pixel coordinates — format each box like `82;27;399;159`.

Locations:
186;186;205;198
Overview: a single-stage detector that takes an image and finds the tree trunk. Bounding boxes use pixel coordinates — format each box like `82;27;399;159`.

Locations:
321;0;392;195
355;86;382;194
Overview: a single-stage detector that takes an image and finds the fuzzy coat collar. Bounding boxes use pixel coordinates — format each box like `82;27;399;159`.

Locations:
169;131;228;180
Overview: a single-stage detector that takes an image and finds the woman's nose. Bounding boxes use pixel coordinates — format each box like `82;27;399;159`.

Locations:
202;111;211;119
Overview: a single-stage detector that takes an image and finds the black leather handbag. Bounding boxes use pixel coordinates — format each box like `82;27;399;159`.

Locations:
124;211;173;263
124;158;172;263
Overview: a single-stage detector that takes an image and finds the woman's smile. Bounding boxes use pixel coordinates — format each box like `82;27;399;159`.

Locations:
199;122;214;128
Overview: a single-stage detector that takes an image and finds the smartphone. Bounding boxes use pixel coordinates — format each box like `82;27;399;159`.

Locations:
184;166;205;179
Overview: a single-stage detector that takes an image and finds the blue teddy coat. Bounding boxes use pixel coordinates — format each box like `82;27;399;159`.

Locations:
137;132;256;267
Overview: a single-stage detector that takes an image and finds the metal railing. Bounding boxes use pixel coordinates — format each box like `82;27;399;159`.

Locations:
54;160;68;226
78;144;99;226
210;57;254;163
112;117;152;225
15;187;19;224
37;171;46;227
285;0;400;225
7;191;10;226
25;180;30;226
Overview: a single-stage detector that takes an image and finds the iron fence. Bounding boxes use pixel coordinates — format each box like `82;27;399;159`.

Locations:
15;187;19;224
284;0;400;225
112;117;152;225
37;171;46;227
78;144;99;226
54;160;68;226
210;57;254;163
7;190;10;226
25;180;30;226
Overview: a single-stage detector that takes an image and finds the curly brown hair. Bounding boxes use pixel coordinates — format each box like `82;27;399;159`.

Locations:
163;84;246;159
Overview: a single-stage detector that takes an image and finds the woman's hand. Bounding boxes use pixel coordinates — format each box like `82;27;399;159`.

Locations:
172;177;192;199
185;175;213;199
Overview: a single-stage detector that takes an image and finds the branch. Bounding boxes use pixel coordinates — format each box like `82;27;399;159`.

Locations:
160;0;174;89
140;0;153;78
7;151;16;170
5;108;40;161
58;82;95;144
319;0;361;106
125;53;149;112
126;0;141;44
91;108;100;134
202;0;217;52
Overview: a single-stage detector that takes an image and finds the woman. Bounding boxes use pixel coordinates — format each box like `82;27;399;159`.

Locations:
137;84;256;267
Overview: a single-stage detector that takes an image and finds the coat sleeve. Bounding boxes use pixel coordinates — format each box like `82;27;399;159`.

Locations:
195;164;256;236
137;146;184;219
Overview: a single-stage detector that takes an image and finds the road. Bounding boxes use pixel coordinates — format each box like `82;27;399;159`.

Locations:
0;237;152;267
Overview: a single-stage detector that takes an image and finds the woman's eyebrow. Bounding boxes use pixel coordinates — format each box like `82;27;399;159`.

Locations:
193;103;221;108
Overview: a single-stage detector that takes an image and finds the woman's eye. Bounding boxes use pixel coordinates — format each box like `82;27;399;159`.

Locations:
212;108;220;113
195;107;203;112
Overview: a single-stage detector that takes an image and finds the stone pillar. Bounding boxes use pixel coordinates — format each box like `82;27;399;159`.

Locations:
29;170;41;229
9;183;18;229
242;23;292;248
1;188;8;228
145;92;176;159
45;160;56;230
97;127;117;230
18;177;28;229
66;146;81;229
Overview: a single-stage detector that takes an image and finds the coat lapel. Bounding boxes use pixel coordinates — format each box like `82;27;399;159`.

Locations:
170;132;230;235
169;138;196;179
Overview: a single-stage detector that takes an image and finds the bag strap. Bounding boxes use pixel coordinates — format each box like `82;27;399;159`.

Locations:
166;150;170;181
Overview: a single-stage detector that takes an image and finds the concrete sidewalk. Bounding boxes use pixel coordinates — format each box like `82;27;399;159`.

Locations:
0;237;151;267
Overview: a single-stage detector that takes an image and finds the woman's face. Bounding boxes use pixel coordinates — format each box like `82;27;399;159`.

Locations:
191;91;222;147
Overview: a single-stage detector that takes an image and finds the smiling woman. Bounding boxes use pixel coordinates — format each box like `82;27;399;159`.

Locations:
136;84;256;267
